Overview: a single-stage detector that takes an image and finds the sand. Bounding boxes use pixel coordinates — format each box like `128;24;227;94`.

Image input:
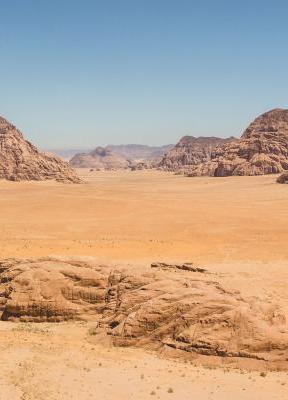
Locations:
0;169;287;264
0;322;287;400
0;170;287;399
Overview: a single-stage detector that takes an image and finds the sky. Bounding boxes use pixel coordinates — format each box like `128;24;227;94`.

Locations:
0;0;287;148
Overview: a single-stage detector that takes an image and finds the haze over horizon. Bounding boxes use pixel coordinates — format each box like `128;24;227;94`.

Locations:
0;0;287;148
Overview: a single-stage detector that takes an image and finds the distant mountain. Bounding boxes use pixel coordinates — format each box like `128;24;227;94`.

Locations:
158;136;236;173
45;148;92;161
106;144;174;163
48;144;174;165
69;147;131;170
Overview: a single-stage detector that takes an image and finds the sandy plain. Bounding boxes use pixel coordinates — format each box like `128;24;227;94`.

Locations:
0;170;287;399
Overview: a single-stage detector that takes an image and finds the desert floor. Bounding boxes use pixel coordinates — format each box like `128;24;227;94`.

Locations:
1;169;288;264
0;170;287;399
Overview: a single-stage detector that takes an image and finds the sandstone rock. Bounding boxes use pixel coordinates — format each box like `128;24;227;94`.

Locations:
151;262;206;273
69;147;131;170
277;172;288;184
0;116;81;183
189;109;288;177
0;257;287;368
158;136;236;173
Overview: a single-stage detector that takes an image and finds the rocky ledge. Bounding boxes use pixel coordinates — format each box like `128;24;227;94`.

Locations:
0;257;287;370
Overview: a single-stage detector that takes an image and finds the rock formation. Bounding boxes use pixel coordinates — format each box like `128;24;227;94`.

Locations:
69;144;174;170
188;109;288;177
1;257;287;369
0;116;81;183
151;261;206;273
277;172;288;184
130;161;153;171
69;147;131;170
158;136;236;173
107;144;174;163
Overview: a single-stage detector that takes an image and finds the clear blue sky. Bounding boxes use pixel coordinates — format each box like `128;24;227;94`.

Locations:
0;0;287;148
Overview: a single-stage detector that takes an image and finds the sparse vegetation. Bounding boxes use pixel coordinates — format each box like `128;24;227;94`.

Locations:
12;323;52;336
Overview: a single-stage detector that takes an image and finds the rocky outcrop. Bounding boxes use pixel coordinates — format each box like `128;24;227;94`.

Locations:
69;147;131;170
277;172;288;184
0;257;287;369
151;261;206;273
0;116;81;183
158;136;236;173
188;109;288;177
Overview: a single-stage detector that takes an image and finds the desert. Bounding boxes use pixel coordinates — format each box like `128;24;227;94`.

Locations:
1;169;288;263
2;2;288;399
0;169;288;399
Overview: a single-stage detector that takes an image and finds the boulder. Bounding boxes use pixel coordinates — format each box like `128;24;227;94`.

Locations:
277;172;288;184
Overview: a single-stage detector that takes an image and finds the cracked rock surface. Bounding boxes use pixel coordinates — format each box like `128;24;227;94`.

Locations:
0;257;287;369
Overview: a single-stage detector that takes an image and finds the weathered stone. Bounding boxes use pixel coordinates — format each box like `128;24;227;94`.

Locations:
277;172;288;184
189;109;288;177
0;116;81;183
151;262;206;273
0;257;287;368
158;136;236;173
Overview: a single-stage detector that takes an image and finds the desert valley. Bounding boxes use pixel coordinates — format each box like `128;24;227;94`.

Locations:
0;109;287;399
